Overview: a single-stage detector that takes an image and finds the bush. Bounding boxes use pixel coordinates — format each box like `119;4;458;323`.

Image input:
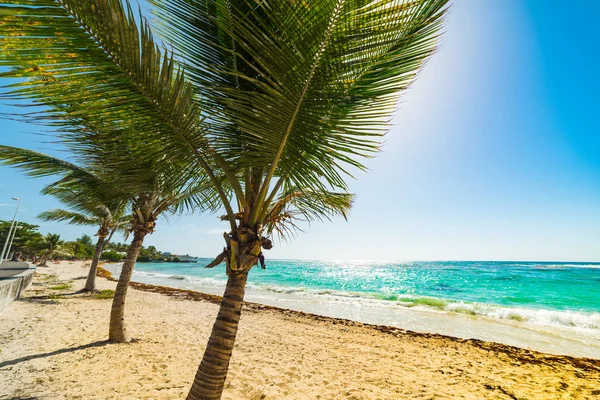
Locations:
102;250;123;262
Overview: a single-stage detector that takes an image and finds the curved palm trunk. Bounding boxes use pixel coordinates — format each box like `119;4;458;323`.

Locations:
83;236;105;292
108;229;146;342
84;228;116;292
187;271;248;400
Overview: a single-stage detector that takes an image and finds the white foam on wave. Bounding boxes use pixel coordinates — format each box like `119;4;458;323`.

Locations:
444;301;600;330
257;285;600;331
126;266;600;332
531;264;600;269
242;282;600;331
131;270;227;287
246;282;310;295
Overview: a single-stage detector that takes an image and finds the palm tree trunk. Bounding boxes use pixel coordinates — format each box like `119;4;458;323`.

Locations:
83;235;105;292
39;252;49;267
105;228;116;248
108;229;146;342
187;271;248;400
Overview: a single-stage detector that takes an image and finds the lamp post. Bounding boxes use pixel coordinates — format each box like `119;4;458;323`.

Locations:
7;225;22;261
1;197;22;264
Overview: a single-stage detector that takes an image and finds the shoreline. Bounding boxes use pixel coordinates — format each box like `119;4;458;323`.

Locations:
103;262;600;359
99;266;600;369
1;261;599;399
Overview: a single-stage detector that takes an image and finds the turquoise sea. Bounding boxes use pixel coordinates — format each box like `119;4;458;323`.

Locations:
106;260;600;357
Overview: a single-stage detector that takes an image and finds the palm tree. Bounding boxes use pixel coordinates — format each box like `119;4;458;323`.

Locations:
38;202;129;292
0;0;449;398
37;233;64;267
0;0;219;344
0;145;130;291
150;2;449;398
108;175;216;343
0;151;215;343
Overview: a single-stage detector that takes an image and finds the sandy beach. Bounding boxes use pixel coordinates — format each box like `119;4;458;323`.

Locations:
1;261;599;399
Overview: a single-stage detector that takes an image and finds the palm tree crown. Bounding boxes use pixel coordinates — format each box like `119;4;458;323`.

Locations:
0;0;449;398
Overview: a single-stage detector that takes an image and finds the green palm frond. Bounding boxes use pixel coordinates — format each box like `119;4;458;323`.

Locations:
40;233;63;251
166;174;224;216
0;144;131;219
38;209;99;226
0;0;204;171
1;0;448;243
41;179;127;218
113;214;132;235
0;145;96;180
150;0;448;222
264;188;354;240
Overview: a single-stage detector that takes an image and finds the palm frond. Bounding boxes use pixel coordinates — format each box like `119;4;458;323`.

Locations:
264;188;354;240
150;0;448;218
0;145;95;179
1;0;448;245
0;0;205;173
166;173;225;216
38;209;99;226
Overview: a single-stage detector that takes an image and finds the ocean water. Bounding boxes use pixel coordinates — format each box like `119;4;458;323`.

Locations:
104;260;600;358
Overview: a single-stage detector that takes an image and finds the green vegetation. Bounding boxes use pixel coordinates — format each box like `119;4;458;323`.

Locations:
36;233;65;266
0;220;182;265
91;289;115;300
62;235;94;261
103;243;189;263
0;220;43;260
39;274;58;282
48;282;73;291
101;250;123;263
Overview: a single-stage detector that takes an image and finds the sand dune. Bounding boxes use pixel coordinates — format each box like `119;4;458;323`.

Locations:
1;261;599;399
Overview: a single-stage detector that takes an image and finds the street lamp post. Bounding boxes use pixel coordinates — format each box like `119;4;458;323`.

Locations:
7;225;22;261
1;197;22;264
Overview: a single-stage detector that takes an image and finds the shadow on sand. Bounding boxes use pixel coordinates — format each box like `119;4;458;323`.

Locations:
17;291;90;305
7;398;42;400
0;340;112;368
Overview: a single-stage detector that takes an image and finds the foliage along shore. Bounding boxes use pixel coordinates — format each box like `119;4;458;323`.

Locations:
0;219;193;263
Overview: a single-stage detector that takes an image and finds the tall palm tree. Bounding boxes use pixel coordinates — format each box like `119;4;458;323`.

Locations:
38;201;129;292
150;2;449;398
0;0;449;398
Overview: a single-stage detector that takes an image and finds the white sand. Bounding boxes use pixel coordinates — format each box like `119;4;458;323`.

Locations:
1;261;599;399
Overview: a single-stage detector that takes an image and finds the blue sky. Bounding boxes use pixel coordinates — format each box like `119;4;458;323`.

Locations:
1;0;599;261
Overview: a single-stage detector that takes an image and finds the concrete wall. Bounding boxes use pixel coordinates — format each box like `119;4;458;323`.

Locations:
0;262;35;313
